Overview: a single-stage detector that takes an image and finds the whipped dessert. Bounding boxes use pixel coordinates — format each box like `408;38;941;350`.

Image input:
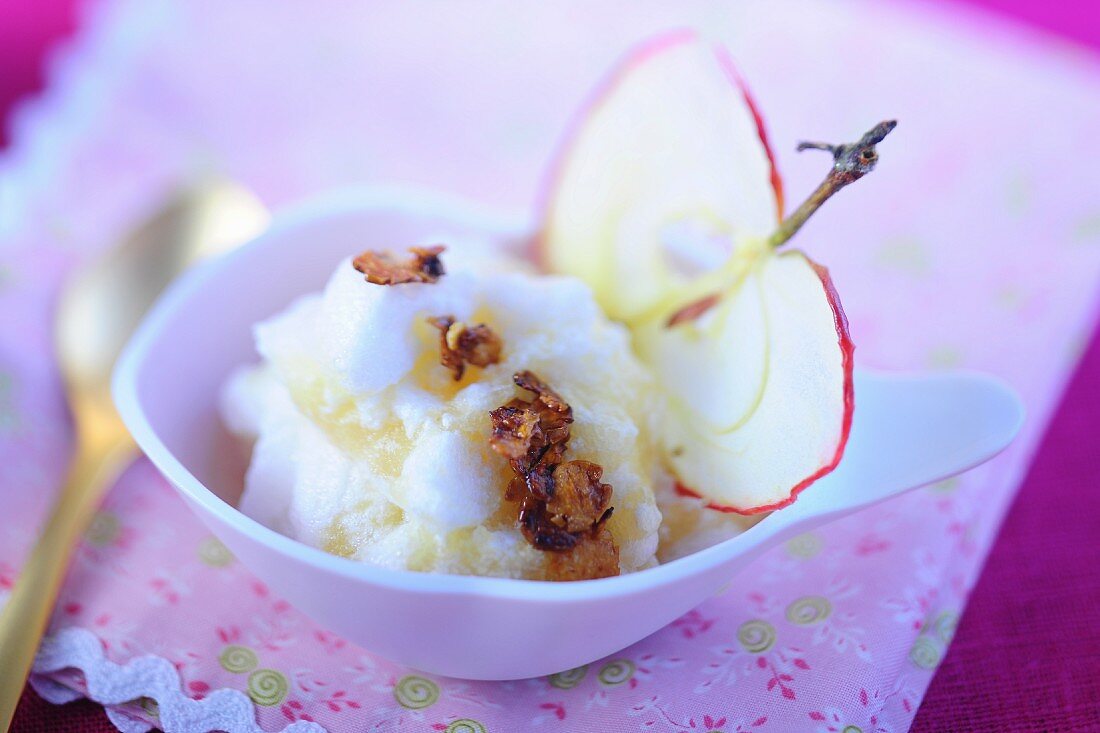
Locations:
222;241;669;580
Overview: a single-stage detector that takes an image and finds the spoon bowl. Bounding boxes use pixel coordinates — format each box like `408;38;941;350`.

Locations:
0;180;268;726
113;187;1024;680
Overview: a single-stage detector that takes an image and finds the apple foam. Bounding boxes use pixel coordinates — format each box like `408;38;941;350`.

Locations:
220;238;667;579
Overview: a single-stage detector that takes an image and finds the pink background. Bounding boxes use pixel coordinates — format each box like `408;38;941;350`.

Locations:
2;1;1098;731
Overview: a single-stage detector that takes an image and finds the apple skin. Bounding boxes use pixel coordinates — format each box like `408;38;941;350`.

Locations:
674;256;854;514
536;31;855;515
533;28;785;268
711;42;785;219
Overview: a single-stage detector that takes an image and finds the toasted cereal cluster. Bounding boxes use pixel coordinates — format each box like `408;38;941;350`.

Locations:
352;244;446;285
489;371;618;580
426;315;504;381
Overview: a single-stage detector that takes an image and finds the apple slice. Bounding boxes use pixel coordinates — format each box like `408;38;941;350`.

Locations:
539;32;875;513
636;251;853;512
539;29;783;323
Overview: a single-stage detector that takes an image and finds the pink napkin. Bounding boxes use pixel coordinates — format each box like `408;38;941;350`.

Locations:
3;1;1100;731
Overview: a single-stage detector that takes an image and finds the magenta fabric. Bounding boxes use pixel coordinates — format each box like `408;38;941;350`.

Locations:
2;1;1098;731
948;0;1100;48
0;0;77;148
12;688;115;733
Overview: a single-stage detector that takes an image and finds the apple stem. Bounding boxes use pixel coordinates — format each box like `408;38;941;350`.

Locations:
767;120;897;249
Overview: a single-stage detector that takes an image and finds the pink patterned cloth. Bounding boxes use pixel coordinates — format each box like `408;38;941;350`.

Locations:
2;1;1100;731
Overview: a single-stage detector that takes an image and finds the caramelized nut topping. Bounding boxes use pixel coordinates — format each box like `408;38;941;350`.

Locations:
352;245;446;285
489;404;545;474
513;371;571;415
489;370;573;475
545;461;613;533
489;370;618;580
427;315;503;380
546;526;620;582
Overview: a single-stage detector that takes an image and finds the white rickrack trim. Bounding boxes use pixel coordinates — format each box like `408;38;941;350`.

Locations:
30;627;328;733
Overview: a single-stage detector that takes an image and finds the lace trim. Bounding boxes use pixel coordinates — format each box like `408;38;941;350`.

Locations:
30;627;328;733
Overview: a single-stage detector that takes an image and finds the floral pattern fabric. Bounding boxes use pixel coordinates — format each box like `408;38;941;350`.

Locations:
2;0;1100;731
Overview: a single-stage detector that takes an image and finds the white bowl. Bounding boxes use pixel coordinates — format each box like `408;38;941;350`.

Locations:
113;188;1024;680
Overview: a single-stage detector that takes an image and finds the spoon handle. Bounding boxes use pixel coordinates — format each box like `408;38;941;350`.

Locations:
0;422;132;730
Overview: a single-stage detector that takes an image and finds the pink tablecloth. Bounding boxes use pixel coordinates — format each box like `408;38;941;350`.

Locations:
2;1;1100;732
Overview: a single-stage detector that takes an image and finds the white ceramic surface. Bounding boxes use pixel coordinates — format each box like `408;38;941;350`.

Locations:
113;189;1024;680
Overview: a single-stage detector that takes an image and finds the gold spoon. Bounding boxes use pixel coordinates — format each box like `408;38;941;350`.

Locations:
0;180;268;729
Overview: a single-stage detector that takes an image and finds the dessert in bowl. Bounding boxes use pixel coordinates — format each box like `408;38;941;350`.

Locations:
221;31;856;583
221;239;669;580
113;32;1023;678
